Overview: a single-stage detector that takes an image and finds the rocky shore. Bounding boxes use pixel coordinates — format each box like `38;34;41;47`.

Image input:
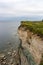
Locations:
0;42;21;65
0;41;30;65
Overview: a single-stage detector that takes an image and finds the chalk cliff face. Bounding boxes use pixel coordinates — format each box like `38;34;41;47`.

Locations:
18;26;43;65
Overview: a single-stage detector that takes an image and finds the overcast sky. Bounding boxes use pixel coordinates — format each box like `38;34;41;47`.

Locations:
0;0;43;17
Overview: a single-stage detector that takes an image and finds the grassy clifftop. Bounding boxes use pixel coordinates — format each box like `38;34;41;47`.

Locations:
20;21;43;37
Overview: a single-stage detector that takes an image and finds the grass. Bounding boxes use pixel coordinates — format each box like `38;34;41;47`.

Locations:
20;21;43;37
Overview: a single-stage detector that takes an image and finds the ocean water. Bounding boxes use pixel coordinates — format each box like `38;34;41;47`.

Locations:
0;21;20;51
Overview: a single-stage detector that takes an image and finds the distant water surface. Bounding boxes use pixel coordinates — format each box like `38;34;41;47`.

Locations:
0;21;20;51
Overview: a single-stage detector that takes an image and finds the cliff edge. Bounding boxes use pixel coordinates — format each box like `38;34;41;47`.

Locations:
18;21;43;65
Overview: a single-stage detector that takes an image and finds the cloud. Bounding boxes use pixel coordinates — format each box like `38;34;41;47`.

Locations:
0;0;43;17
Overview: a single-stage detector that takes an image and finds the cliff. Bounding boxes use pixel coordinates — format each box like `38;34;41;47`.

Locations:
18;22;43;65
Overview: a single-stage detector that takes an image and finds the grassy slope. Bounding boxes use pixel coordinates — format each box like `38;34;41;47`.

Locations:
20;21;43;37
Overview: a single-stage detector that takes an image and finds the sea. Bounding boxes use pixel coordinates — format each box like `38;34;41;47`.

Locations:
0;21;20;51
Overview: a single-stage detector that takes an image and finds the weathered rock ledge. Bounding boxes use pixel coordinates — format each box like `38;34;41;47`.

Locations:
18;25;43;65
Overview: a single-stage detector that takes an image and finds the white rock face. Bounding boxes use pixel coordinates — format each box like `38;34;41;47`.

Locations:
18;27;43;65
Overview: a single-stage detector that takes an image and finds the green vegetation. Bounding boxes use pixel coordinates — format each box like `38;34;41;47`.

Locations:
20;21;43;37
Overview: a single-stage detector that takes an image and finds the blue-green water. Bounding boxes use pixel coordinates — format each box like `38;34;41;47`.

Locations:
0;21;20;51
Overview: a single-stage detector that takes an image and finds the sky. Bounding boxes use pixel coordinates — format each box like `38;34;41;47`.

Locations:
0;0;43;17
